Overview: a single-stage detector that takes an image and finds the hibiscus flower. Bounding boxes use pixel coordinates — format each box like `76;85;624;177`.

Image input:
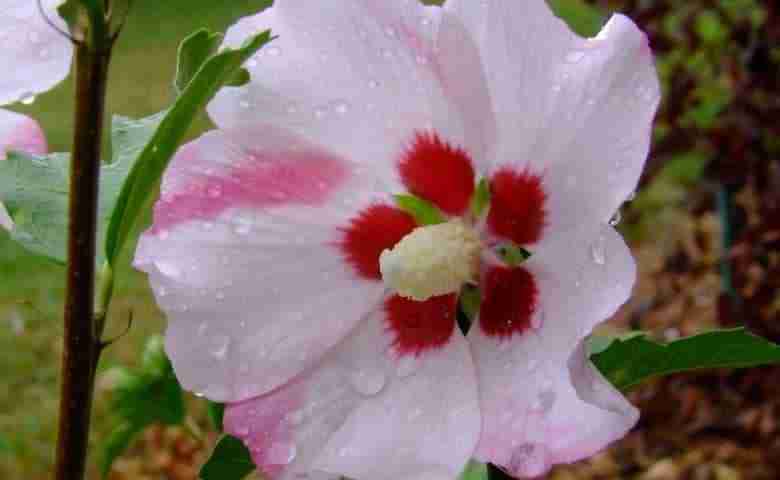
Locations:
134;0;660;478
0;0;72;229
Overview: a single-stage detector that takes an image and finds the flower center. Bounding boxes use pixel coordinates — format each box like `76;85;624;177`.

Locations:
379;219;481;302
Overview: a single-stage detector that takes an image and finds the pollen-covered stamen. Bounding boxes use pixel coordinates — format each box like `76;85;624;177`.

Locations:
379;220;480;302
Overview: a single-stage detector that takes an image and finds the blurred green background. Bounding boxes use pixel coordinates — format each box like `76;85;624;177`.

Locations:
2;0;779;479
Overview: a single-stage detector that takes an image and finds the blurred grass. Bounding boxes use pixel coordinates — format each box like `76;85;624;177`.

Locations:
0;1;267;478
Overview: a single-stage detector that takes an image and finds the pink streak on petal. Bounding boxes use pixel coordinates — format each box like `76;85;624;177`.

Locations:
1;115;47;159
224;385;301;479
151;144;350;233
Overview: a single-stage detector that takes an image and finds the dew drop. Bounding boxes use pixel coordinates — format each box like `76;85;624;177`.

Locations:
332;100;350;115
609;210;622;227
395;355;418;378
247;58;258;68
287;409;306;426
350;368;386;396
313;106;328;119
209;336;231;359
526;359;540;372
565;50;586;63
589;234;606;265
266;442;297;465
267;46;282;57
155;260;181;278
384;26;397;38
368;79;380;89
19;92;36;105
39;48;50;59
415;54;429;65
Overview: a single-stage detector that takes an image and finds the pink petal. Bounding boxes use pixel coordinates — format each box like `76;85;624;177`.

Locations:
225;306;480;480
0;1;73;105
0;109;47;159
0;108;48;230
447;1;660;235
469;226;638;476
134;126;392;402
208;0;494;185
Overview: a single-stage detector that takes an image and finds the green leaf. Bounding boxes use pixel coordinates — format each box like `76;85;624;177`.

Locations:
200;435;256;480
591;328;780;391
394;194;446;226
460;285;481;321
99;336;186;478
207;402;226;432
141;334;170;377
100;422;141;478
470;178;491;218
546;0;605;37
496;243;532;267
174;30;223;94
104;30;275;267
460;461;488;480
0;111;158;264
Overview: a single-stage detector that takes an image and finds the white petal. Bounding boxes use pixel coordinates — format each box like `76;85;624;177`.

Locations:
0;0;73;105
224;307;481;480
470;225;638;476
134;126;389;402
447;0;660;231
208;0;494;183
0;108;48;230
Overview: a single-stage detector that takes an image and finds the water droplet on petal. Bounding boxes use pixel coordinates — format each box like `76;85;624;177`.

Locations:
609;210;622;227
313;106;328;119
267;46;282;57
266;442;297;465
287;409;305;426
19;92;36;105
590;234;606;265
368;79;380;89
239;100;251;109
350;368;386;396
209;336;231;359
155;260;181;278
395;355;419;378
332;100;350;115
526;359;540;372
565;50;586;63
